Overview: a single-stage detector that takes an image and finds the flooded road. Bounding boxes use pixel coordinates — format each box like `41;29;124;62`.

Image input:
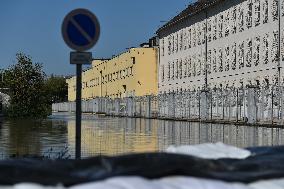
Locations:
1;112;284;159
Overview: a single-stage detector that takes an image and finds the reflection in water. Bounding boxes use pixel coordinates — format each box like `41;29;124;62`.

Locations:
67;116;159;158
0;119;68;159
1;113;284;159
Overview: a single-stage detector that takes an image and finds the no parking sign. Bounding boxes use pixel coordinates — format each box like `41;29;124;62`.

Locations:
62;8;100;52
62;9;101;159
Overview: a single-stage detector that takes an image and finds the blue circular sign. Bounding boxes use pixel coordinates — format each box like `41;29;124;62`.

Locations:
62;9;100;51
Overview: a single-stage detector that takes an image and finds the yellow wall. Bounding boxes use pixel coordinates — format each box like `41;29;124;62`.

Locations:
67;47;158;101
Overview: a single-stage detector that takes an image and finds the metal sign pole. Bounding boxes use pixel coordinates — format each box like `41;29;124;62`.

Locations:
75;63;82;159
62;8;100;160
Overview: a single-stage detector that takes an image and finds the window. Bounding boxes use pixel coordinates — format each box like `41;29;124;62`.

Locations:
172;34;175;54
254;0;261;26
175;59;179;79
179;30;183;51
188;56;192;77
175;32;179;52
129;66;133;76
218;48;223;72
231;7;237;34
246;38;252;67
179;59;182;79
253;36;260;66
167;61;171;81
183;58;187;78
238;41;245;68
207;50;212;74
246;0;253;29
126;68;129;77
188;28;192;48
238;5;244;32
168;35;172;55
272;0;279;21
183;28;188;50
225;46;230;71
282;29;284;61
231;43;237;70
212;16;217;40
172;61;175;80
263;0;269;24
197;23;201;45
212;49;217;72
122;70;125;78
282;0;284;17
196;53;201;76
161;65;165;82
218;14;223;38
131;57;136;64
161;38;164;56
192;26;196;47
202;21;206;44
207;18;212;42
224;10;230;37
272;30;279;64
263;33;269;64
192;55;196;77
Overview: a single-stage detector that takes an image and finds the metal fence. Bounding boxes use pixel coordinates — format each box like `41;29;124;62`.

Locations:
52;86;284;126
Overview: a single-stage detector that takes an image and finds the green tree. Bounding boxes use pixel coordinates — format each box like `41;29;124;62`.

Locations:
44;75;68;104
5;53;49;118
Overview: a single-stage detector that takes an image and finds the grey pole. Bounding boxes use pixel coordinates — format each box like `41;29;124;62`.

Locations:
278;0;281;88
76;64;82;159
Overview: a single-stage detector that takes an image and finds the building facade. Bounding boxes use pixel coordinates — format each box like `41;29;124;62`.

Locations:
66;47;158;101
157;0;284;93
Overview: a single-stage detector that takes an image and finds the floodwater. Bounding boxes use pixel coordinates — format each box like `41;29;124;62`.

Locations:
1;112;284;159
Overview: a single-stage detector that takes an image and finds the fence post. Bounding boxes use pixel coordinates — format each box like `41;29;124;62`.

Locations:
145;95;151;118
168;93;175;118
127;97;134;117
247;86;257;124
281;87;284;124
200;90;209;120
114;98;120;116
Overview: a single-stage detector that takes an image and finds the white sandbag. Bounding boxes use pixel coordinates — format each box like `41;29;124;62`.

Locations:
166;142;251;159
249;178;284;189
70;176;249;189
4;177;284;189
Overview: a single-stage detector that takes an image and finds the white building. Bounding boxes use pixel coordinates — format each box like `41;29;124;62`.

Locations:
157;0;284;94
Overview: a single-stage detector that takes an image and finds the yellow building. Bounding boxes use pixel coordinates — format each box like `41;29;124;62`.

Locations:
66;47;158;101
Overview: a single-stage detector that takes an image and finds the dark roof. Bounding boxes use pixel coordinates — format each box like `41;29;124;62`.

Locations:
156;0;223;34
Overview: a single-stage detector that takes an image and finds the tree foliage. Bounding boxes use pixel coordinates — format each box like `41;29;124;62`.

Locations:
4;53;50;118
44;75;68;104
1;53;68;118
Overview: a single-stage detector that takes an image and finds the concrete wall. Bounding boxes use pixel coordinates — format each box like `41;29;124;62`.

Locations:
53;85;284;126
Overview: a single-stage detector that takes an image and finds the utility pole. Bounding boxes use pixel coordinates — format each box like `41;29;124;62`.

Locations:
278;0;282;88
205;10;208;90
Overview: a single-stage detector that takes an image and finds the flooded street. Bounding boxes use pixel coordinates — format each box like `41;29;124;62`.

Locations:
1;112;284;159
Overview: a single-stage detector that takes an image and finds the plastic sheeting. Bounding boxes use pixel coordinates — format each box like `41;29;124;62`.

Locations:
166;142;251;159
1;144;284;188
3;177;284;189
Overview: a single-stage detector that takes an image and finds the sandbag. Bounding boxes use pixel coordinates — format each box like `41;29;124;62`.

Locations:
1;145;284;186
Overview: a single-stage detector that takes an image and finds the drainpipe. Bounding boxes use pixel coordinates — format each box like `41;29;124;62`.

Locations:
278;0;282;88
205;10;208;90
100;70;102;97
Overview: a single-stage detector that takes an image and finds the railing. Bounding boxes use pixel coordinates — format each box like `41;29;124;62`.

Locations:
52;85;284;126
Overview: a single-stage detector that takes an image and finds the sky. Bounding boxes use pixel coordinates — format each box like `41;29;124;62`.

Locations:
0;0;195;76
